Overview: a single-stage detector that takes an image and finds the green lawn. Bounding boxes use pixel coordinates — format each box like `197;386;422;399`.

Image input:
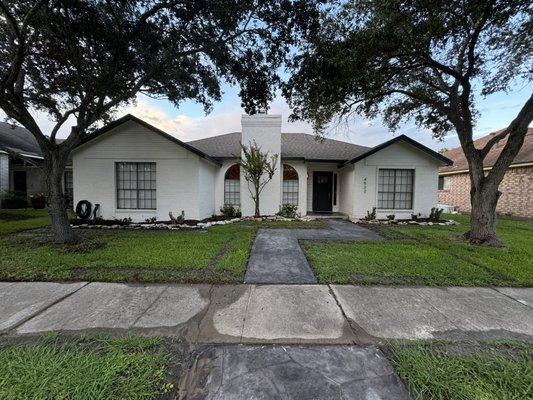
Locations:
0;209;51;234
0;335;177;400
389;341;533;400
303;214;533;286
0;216;322;283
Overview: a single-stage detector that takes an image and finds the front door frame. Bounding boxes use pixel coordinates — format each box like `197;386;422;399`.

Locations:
312;171;333;212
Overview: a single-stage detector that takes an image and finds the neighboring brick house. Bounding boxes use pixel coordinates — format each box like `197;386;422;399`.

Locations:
438;128;533;218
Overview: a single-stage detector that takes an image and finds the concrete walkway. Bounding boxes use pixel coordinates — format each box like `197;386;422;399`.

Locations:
3;282;532;399
2;282;532;343
244;219;382;284
187;345;410;400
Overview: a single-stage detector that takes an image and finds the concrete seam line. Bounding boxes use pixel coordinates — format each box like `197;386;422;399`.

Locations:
130;284;169;328
491;287;533;310
194;284;214;344
240;285;255;342
4;281;91;335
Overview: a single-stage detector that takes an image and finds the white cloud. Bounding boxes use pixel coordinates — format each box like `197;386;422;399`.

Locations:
1;93;467;152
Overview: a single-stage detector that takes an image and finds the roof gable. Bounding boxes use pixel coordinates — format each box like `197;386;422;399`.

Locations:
342;135;453;167
76;114;221;165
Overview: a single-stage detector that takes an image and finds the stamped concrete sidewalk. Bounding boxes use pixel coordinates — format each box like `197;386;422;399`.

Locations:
245;219;382;284
1;282;532;343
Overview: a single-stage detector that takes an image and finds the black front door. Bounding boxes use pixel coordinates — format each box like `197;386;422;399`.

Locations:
313;171;333;212
13;171;27;194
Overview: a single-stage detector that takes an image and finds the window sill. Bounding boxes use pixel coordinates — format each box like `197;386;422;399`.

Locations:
377;209;414;212
116;209;157;213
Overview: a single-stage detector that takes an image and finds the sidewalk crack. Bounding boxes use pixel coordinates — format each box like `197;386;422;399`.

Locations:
327;285;375;344
130;284;169;328
492;287;533;310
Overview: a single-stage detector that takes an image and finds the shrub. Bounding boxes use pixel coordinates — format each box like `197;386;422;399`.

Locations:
277;203;299;218
145;217;157;223
1;191;28;209
364;207;376;221
386;214;395;221
220;204;241;218
429;207;444;222
30;193;46;209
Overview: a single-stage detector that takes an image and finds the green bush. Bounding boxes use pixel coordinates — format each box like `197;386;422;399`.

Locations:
1;191;28;209
220;204;241;218
30;193;46;209
277;203;299;218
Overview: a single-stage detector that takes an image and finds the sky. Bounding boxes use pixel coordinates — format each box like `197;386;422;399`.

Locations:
3;79;532;152
118;81;532;151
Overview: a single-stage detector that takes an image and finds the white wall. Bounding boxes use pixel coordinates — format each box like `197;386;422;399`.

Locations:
0;152;8;195
338;165;354;215
72;119;216;222
349;141;442;219
240;114;282;216
197;159;217;219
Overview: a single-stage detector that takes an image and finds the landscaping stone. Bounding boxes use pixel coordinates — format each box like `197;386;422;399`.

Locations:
188;345;410;400
0;282;87;333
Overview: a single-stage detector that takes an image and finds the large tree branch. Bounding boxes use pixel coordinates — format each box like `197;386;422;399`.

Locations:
486;93;533;185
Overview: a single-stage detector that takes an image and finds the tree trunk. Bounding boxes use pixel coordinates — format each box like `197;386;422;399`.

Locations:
44;152;77;244
466;176;501;246
254;184;260;217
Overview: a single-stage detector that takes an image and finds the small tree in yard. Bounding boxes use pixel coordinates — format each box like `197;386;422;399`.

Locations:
240;141;279;217
284;0;533;246
0;0;318;243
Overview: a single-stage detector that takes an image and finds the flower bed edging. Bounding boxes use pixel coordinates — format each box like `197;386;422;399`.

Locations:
71;215;316;230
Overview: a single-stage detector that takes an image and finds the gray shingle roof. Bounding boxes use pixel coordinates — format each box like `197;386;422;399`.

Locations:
187;132;370;161
0;121;42;158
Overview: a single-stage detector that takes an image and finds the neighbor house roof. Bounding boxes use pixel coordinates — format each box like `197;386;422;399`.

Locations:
439;128;533;174
0;121;43;159
341;134;453;167
187;132;370;162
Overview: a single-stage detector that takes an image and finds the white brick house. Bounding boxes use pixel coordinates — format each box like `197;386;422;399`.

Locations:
71;114;452;221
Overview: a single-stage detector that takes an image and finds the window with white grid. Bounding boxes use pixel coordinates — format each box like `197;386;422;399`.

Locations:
116;162;156;209
224;164;240;206
282;164;299;205
378;169;413;209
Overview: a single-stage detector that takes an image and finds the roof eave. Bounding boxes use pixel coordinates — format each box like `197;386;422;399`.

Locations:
342;135;453;167
75;114;222;166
